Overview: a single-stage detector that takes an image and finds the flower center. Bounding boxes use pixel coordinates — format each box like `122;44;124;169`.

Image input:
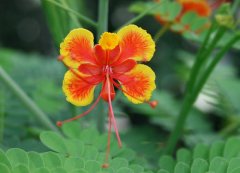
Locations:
103;65;113;75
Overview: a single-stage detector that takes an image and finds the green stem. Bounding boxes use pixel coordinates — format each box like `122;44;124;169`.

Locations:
96;0;109;133
119;2;162;29
0;66;59;133
165;26;227;154
60;0;82;27
192;35;240;100
0;85;4;142
232;0;240;14
41;0;97;27
153;23;171;43
97;0;109;39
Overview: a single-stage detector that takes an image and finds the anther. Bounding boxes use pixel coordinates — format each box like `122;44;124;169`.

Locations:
56;121;63;127
148;100;158;108
57;55;64;61
102;163;109;168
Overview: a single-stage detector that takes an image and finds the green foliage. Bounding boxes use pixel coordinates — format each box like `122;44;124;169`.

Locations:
0;122;152;173
158;137;240;173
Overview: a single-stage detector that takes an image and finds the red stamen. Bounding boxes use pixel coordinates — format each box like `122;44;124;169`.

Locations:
57;94;101;126
102;111;112;168
107;76;122;147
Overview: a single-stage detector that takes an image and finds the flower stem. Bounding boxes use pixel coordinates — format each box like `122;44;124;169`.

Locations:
165;26;228;154
59;0;82;27
0;66;59;133
96;0;109;133
119;2;162;29
153;23;171;43
0;86;4;143
97;0;109;39
41;0;97;27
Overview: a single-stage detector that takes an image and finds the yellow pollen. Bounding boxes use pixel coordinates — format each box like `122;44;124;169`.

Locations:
99;32;119;50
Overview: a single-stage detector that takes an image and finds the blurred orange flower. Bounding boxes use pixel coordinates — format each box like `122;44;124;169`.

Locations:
156;0;212;34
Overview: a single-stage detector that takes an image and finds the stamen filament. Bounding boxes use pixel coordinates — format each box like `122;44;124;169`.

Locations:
107;76;122;147
57;94;102;126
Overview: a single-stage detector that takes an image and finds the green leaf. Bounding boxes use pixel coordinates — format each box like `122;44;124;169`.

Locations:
209;157;227;173
41;152;62;169
110;158;128;170
28;151;44;170
80;128;99;144
224;137;240;159
209;141;224;161
33;168;50;173
62;122;81;139
64;157;84;171
6;148;29;167
129;164;144;173
85;160;101;172
227;158;240;173
116;167;134;173
176;149;192;165
12;165;30;173
69;169;88;173
0;163;11;173
174;162;190;173
167;2;182;21
40;131;67;153
190;158;208;173
51;167;67;173
157;170;169;173
0;149;11;169
159;155;175;173
64;139;84;157
82;146;98;160
116;148;136;161
193;144;209;160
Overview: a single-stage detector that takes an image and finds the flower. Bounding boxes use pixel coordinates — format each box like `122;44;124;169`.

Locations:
155;0;212;34
57;24;156;166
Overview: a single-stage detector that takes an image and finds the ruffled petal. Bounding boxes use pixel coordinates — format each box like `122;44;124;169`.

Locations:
62;70;96;106
117;25;155;62
60;28;95;68
117;64;156;104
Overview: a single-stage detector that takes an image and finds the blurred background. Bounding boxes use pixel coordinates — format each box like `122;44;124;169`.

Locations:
0;0;240;166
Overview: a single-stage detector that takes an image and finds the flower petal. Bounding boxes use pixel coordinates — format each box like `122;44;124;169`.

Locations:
117;64;156;104
112;59;136;75
117;25;155;62
62;70;96;106
78;64;101;76
60;28;95;68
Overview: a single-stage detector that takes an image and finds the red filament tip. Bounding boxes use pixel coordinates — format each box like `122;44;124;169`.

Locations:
57;55;64;61
56;121;63;127
102;163;109;168
149;100;158;108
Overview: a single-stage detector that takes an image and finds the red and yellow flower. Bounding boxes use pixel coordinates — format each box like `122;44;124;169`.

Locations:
57;24;156;166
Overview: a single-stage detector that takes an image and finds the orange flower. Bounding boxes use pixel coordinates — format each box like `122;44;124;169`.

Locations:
156;0;212;34
57;24;156;166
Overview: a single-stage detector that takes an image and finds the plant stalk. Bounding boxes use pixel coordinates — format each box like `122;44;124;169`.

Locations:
165;26;227;154
153;23;171;43
96;0;109;133
42;0;97;27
